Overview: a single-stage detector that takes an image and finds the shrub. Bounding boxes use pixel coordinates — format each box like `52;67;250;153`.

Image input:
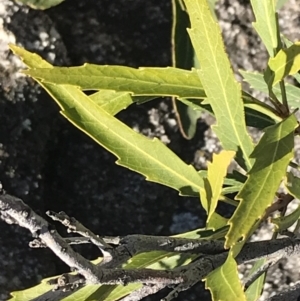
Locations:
2;0;300;300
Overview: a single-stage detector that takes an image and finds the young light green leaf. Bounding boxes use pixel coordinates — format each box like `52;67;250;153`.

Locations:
268;43;300;86
184;0;254;171
24;65;206;98
240;69;300;108
11;44;204;196
245;259;266;301
250;0;278;56
205;253;247;301
281;35;300;85
199;150;235;228
226;114;297;248
207;213;228;230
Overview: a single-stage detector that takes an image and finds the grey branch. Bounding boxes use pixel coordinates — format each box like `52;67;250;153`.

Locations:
2;193;300;301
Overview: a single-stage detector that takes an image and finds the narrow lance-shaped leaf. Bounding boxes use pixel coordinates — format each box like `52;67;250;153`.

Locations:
250;0;278;56
226;114;297;248
49;85;205;196
267;42;300;86
179;97;280;129
21;48;281;129
200;150;235;229
281;35;300;85
240;69;300;109
9;45;133;117
184;0;254;171
205;253;247;301
24;64;206;98
11;45;204;196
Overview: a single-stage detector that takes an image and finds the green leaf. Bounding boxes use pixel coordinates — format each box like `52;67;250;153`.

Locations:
226;114;297;248
174;225;229;240
14;0;65;9
61;285;126;301
53;86;205;196
126;251;195;270
8;276;54;300
184;0;254;171
285;172;300;199
10;45;204;196
281;35;300;85
9;44;138;117
250;0;278;56
14;45;279;131
240;69;300;109
245;259;266;301
207;213;228;230
199;150;235;228
89;90;133;116
10;232;204;301
171;0;202;139
24;65;206;98
205;253;246;301
179;97;279;129
10;224;226;301
271;204;300;232
268;43;300;86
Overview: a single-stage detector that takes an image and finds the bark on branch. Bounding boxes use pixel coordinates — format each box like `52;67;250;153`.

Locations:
1;193;300;301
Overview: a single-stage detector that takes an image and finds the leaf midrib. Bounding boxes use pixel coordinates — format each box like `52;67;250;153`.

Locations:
194;2;252;169
63;87;203;193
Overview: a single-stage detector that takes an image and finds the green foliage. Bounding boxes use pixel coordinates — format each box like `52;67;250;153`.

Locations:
185;0;254;171
250;0;278;56
14;0;65;9
200;150;235;229
268;43;300;85
8;0;300;300
205;253;246;301
240;69;300;109
226;114;297;247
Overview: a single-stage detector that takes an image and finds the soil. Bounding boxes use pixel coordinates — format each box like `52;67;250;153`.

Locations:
0;0;299;301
